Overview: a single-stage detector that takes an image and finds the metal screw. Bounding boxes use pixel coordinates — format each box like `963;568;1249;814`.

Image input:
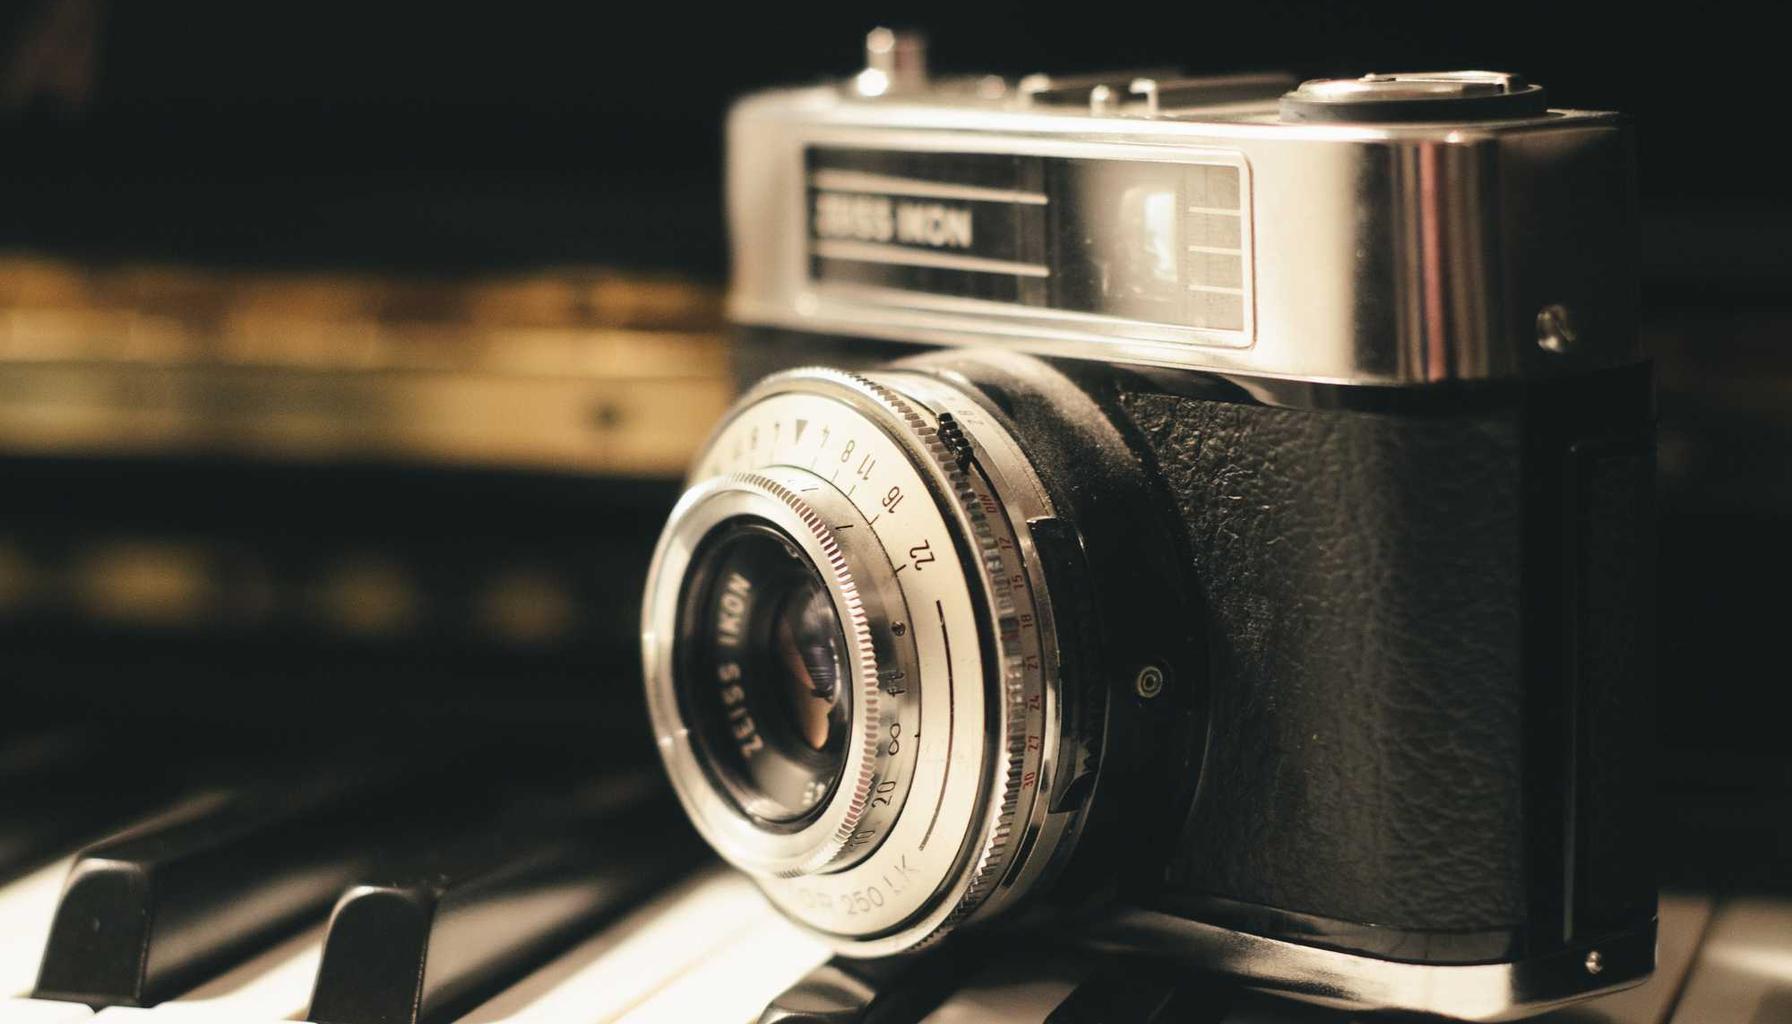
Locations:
1584;950;1603;975
1536;303;1578;354
1135;664;1165;699
891;621;907;637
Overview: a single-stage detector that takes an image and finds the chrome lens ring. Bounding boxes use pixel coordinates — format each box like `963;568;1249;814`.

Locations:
642;367;1067;954
643;468;919;877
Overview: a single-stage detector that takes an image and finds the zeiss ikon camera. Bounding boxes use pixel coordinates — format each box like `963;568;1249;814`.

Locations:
642;31;1654;1020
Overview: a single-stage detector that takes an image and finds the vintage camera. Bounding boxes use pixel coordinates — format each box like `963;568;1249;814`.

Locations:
641;31;1654;1020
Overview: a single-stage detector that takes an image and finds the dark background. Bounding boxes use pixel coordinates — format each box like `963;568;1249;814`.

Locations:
0;0;1786;307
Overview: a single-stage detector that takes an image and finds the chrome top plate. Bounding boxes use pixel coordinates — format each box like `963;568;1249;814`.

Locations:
728;62;1635;386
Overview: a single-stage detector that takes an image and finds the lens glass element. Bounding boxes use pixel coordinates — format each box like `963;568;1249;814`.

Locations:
677;519;852;825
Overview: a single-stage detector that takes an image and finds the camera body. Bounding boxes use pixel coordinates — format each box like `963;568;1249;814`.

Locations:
643;36;1654;1020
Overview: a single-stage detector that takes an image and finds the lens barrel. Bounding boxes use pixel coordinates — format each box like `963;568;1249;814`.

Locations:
641;367;1077;954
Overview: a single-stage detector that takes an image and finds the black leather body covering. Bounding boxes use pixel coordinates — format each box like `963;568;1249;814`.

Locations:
1115;366;1656;964
1125;386;1533;948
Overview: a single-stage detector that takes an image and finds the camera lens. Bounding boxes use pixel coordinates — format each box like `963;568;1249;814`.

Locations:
678;520;852;825
642;367;1078;953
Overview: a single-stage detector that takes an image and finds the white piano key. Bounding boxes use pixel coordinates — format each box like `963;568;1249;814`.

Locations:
1668;896;1792;1024
0;859;72;999
920;956;1087;1023
462;869;804;1024
0;997;92;1023
85;923;324;1024
609;886;832;1024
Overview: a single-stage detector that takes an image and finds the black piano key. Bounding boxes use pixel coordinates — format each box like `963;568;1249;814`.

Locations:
29;763;419;1008
1;722;378;884
757;948;973;1024
0;780;199;885
305;790;705;1024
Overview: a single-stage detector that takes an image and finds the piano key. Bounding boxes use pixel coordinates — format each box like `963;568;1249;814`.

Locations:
305;802;704;1024
0;998;94;1023
73;780;676;1024
1666;895;1792;1024
759;948;978;1024
0;859;76;998
612;899;831;1024
83;925;324;1023
459;869;771;1024
3;792;257;1014
920;955;1087;1024
30;774;399;1009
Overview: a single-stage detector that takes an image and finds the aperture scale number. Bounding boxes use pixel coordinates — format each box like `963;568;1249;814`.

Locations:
710;408;943;583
